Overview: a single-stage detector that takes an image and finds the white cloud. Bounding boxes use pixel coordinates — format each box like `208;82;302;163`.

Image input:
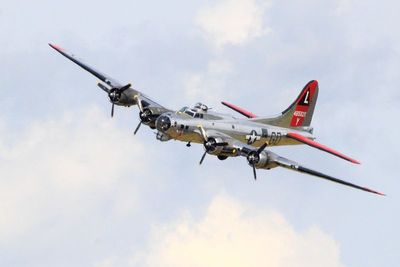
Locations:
196;0;269;48
182;59;233;106
136;194;344;267
0;106;146;245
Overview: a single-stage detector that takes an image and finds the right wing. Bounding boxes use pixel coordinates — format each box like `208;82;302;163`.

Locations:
272;154;385;196
49;43;170;113
201;132;384;196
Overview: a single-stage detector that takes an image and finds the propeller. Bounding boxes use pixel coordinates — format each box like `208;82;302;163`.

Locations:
247;142;269;180
101;83;131;118
199;140;228;165
133;95;144;135
197;125;228;165
98;82;146;134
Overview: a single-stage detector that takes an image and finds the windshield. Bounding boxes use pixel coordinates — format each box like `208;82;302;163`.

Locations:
178;106;203;118
178;106;189;113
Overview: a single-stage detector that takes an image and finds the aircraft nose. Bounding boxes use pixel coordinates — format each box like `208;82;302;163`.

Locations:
156;115;171;132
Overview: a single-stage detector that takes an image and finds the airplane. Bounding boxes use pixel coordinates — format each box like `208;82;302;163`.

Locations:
49;43;385;196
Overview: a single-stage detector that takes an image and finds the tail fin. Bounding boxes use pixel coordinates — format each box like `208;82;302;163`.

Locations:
254;80;319;128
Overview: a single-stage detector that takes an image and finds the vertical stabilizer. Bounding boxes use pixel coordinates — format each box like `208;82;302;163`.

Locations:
254;80;319;128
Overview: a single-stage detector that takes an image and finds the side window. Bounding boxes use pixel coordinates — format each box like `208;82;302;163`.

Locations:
261;128;268;138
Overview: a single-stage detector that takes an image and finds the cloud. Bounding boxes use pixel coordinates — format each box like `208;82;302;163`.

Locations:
136;194;344;267
196;0;269;48
0;106;146;245
182;59;233;105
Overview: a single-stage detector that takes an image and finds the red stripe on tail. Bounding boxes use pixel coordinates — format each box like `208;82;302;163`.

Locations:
290;80;318;127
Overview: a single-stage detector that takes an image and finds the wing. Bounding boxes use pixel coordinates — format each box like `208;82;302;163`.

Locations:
195;128;383;195
49;43;169;112
196;128;253;153
206;135;384;195
273;154;385;196
49;43;123;87
286;132;360;164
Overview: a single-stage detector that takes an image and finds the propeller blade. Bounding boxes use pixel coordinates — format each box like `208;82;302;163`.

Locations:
134;121;142;135
199;151;207;165
197;125;208;141
257;142;269;154
120;83;131;92
135;95;144;112
252;163;257;180
111;103;115;117
97;82;110;93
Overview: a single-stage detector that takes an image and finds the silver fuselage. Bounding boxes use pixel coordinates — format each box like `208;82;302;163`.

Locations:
156;109;313;148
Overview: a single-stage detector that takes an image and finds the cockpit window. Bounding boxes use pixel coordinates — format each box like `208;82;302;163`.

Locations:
179;106;189;113
184;110;195;117
179;106;205;119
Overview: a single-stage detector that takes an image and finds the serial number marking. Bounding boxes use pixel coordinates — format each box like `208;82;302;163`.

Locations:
293;111;307;117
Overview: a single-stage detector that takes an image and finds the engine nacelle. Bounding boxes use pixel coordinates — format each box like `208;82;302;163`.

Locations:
247;151;278;170
204;137;238;157
218;147;238;157
205;137;224;155
140;108;160;129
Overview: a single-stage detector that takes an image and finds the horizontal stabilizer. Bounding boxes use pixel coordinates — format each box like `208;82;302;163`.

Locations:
221;101;258;118
287;132;360;164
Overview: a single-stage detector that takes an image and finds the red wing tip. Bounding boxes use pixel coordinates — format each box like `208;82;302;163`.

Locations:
351;159;361;164
376;191;386;196
48;43;64;52
365;188;386;196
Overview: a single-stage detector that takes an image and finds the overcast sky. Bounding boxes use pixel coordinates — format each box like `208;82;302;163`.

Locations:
0;0;399;266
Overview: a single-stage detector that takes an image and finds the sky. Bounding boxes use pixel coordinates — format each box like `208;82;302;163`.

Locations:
0;0;399;266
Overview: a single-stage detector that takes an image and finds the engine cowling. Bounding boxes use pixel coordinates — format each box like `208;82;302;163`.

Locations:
247;151;278;170
139;108;160;129
204;137;224;155
203;137;238;157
